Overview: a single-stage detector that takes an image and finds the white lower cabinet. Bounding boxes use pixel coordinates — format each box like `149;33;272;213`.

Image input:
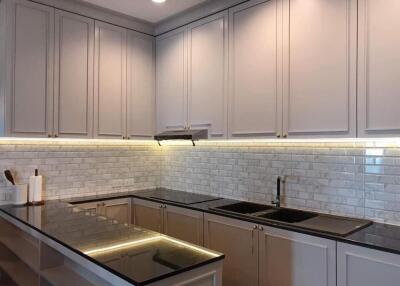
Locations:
204;213;336;286
259;226;336;286
74;198;131;224
204;214;259;286
337;242;400;286
132;198;204;246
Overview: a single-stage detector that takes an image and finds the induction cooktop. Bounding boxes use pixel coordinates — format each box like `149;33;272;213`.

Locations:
149;190;220;205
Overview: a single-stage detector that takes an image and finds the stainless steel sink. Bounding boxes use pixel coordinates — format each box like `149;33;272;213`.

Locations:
257;208;318;223
212;201;273;214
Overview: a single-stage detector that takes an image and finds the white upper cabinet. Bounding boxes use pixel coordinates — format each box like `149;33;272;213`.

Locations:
94;21;127;139
156;27;188;133
358;0;400;137
188;11;228;138
283;0;357;138
228;0;282;139
5;0;54;137
127;31;155;139
54;10;94;138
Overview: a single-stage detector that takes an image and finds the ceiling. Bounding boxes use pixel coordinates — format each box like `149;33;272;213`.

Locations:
81;0;208;23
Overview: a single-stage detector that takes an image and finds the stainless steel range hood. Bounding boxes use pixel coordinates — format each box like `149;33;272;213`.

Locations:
154;129;208;146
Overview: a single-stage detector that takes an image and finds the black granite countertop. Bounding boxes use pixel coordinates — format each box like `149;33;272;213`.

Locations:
68;188;400;256
0;198;223;286
3;186;400;286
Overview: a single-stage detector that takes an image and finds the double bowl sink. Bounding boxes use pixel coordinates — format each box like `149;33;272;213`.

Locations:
211;201;372;236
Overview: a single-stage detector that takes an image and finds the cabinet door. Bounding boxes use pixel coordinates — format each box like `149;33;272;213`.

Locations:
94;21;127;139
204;213;258;286
188;11;228;139
282;0;357;138
132;198;163;233
259;226;336;286
228;0;281;139
338;242;400;286
54;10;94;138
156;27;188;132
358;0;400;137
5;0;54;137
127;31;155;139
103;198;131;224
164;205;204;246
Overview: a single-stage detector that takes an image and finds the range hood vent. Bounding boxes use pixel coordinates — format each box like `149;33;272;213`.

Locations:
154;129;208;146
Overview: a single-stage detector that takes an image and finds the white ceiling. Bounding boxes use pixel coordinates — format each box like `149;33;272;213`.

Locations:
81;0;208;23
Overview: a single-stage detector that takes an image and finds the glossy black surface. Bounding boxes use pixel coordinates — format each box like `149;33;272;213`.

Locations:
148;189;220;205
0;199;223;286
3;185;400;283
258;208;318;223
212;201;273;214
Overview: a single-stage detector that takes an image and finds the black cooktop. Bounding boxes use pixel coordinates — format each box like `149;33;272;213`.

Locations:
149;189;220;205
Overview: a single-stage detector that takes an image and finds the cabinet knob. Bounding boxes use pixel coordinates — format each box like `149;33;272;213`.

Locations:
283;134;287;138
276;133;281;138
253;225;258;230
48;134;52;138
258;226;264;231
54;134;58;138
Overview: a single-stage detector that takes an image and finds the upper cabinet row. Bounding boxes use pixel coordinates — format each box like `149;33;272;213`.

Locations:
156;0;400;139
2;0;155;139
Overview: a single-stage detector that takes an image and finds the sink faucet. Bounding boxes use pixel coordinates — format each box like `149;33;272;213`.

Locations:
271;176;283;208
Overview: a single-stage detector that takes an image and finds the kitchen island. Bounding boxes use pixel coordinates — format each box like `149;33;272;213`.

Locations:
0;200;223;286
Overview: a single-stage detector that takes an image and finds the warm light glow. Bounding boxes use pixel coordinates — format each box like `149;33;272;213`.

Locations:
157;140;196;146
152;0;166;3
83;235;220;257
83;236;161;255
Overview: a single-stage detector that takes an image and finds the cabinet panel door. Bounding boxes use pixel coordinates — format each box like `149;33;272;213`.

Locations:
6;0;54;137
164;205;204;246
54;10;94;138
188;11;228;139
260;226;336;286
283;0;357;138
156;27;188;132
127;31;155;139
358;0;400;137
204;213;258;286
94;21;127;139
132;199;163;233
103;199;131;224
228;0;281;138
338;242;400;286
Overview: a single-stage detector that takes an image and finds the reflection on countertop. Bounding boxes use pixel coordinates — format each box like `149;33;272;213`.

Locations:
0;200;223;285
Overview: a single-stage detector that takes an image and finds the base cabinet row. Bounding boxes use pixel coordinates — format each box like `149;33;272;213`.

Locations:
75;198;400;286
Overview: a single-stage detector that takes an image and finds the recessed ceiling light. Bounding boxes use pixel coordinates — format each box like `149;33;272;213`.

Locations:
152;0;166;3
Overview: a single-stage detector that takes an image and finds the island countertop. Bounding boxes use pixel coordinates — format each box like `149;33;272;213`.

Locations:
0;200;224;286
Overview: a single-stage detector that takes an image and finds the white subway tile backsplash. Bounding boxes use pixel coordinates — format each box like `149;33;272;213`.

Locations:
2;139;400;225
